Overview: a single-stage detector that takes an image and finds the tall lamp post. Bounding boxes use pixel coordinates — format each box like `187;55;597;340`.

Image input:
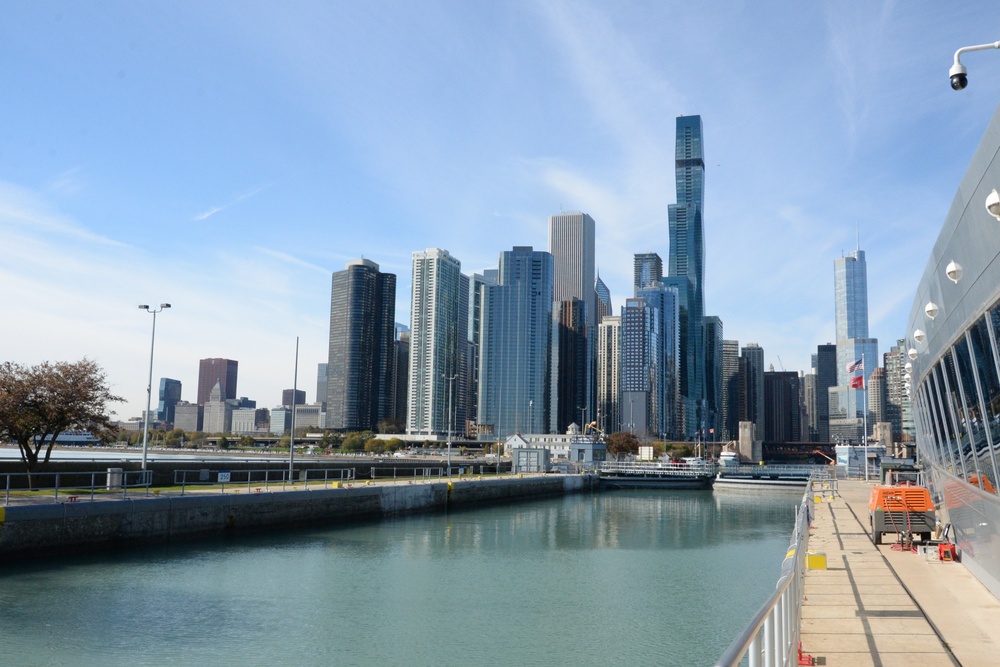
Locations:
139;303;170;474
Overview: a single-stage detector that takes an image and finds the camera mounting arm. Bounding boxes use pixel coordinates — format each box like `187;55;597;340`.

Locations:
951;41;1000;90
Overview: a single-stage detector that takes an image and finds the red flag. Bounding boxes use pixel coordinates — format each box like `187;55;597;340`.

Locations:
850;375;865;389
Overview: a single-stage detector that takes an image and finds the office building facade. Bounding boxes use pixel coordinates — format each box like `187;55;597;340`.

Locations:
157;378;182;424
197;358;238;406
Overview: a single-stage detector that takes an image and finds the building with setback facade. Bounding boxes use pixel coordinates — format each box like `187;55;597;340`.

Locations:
407;249;468;438
668;115;707;440
326;259;396;432
834;248;878;438
633;252;663;293
595;274;612;322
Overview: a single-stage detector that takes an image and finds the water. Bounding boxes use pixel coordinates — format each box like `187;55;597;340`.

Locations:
0;489;797;666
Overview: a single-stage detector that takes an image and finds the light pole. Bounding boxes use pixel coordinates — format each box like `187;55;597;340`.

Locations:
528;399;534;433
444;373;457;477
138;303;170;473
578;406;588;434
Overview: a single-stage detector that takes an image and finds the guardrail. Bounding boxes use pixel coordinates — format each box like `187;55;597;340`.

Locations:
172;468;356;495
1;469;153;505
599;460;717;476
714;472;834;666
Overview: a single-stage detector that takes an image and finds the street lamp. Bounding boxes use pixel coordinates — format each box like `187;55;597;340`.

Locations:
138;303;170;473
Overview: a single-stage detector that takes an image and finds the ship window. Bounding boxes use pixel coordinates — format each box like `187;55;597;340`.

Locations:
968;316;1000;487
926;372;952;467
931;363;963;475
953;336;987;481
942;351;974;478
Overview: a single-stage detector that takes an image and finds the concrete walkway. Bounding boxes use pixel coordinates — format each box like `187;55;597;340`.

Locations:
801;479;1000;667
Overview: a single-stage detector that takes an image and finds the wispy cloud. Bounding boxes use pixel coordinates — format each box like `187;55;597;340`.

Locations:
255;247;330;274
193;183;274;221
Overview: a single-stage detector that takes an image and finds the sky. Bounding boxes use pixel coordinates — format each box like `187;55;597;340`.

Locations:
4;1;1000;419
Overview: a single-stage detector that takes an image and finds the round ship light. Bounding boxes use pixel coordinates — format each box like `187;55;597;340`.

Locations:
914;329;926;344
908;348;918;360
946;260;963;284
925;302;939;319
987;188;1000;221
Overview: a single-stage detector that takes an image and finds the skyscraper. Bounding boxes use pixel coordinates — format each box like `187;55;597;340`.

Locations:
764;370;801;443
197;358;238;406
667;115;707;440
478;247;553;437
815;344;837;442
596;315;621;434
884;338;914;449
637;281;681;439
703;316;723;442
407;249;469;438
620;297;657;436
721;339;740;441
316;363;328;410
552;298;589;433
157;378;181;424
633;252;664;294
549;212;596;326
833;248;878;436
326;259;396;431
740;343;765;442
595;273;612;322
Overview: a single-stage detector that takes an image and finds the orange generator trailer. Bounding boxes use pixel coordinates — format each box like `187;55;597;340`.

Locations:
868;485;936;545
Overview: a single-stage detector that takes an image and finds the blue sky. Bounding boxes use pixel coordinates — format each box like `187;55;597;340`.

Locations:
4;1;1000;418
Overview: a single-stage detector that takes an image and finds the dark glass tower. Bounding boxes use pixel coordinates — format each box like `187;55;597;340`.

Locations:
157;378;182;424
326;259;396;431
668;115;706;439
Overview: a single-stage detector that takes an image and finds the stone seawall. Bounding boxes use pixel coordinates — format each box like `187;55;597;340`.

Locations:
0;475;596;560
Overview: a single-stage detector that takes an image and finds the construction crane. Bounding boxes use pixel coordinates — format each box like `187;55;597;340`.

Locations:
777;355;785;371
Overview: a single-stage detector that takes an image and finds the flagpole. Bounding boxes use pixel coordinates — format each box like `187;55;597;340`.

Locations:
862;353;868;482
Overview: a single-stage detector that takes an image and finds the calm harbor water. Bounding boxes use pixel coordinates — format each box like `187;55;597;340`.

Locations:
0;488;797;666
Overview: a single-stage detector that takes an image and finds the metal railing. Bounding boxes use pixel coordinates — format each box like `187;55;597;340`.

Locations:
714;473;833;666
172;468;356;495
1;469;153;505
599;460;717;476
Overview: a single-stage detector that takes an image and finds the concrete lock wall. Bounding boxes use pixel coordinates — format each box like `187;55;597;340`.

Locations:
0;475;596;560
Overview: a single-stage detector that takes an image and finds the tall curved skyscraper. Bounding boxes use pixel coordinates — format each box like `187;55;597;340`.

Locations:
668;115;706;439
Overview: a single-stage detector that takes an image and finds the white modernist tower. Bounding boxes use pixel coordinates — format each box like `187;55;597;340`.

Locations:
406;248;469;438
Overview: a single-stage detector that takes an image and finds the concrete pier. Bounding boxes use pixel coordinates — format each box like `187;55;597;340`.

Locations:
0;474;596;560
801;479;1000;667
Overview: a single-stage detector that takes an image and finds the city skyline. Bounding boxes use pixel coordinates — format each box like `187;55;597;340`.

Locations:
4;3;1000;414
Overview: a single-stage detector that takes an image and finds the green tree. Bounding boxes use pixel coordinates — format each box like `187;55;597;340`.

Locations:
218;435;230;450
605;431;640;459
364;438;385;453
0;359;123;476
238;435;256;449
342;430;373;452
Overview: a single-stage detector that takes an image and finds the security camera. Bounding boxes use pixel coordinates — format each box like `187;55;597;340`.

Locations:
950;61;968;90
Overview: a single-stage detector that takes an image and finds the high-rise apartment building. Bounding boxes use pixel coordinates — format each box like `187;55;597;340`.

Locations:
815;344;837;442
721;339;740;441
552;298;589;433
637;282;681;439
407;249;469;438
633;252;663;294
197;358;238;406
703;316;723;441
478;247;553;437
157;378;182;424
667;115;707;440
868;367;887;426
390;330;409;432
884;338;914;448
596;315;621;434
740;343;765;442
468;273;497;434
326;259;396;431
764;370;801;443
621;297;657;436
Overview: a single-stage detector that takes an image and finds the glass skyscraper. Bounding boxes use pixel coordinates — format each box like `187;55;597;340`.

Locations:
633;252;663;294
477;247;553;438
667;115;706;440
595;273;612;321
326;259;396;431
833;248;878;434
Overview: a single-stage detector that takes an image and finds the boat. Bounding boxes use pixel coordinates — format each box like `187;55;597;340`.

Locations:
598;459;715;489
906;94;1000;600
713;464;823;491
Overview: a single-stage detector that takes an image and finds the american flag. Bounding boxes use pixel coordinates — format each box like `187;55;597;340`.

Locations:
846;358;864;373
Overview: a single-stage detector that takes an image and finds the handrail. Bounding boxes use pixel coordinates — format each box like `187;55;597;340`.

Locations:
714;473;828;666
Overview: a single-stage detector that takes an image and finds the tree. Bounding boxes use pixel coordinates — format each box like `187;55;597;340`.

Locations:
605;431;640;459
0;359;123;476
